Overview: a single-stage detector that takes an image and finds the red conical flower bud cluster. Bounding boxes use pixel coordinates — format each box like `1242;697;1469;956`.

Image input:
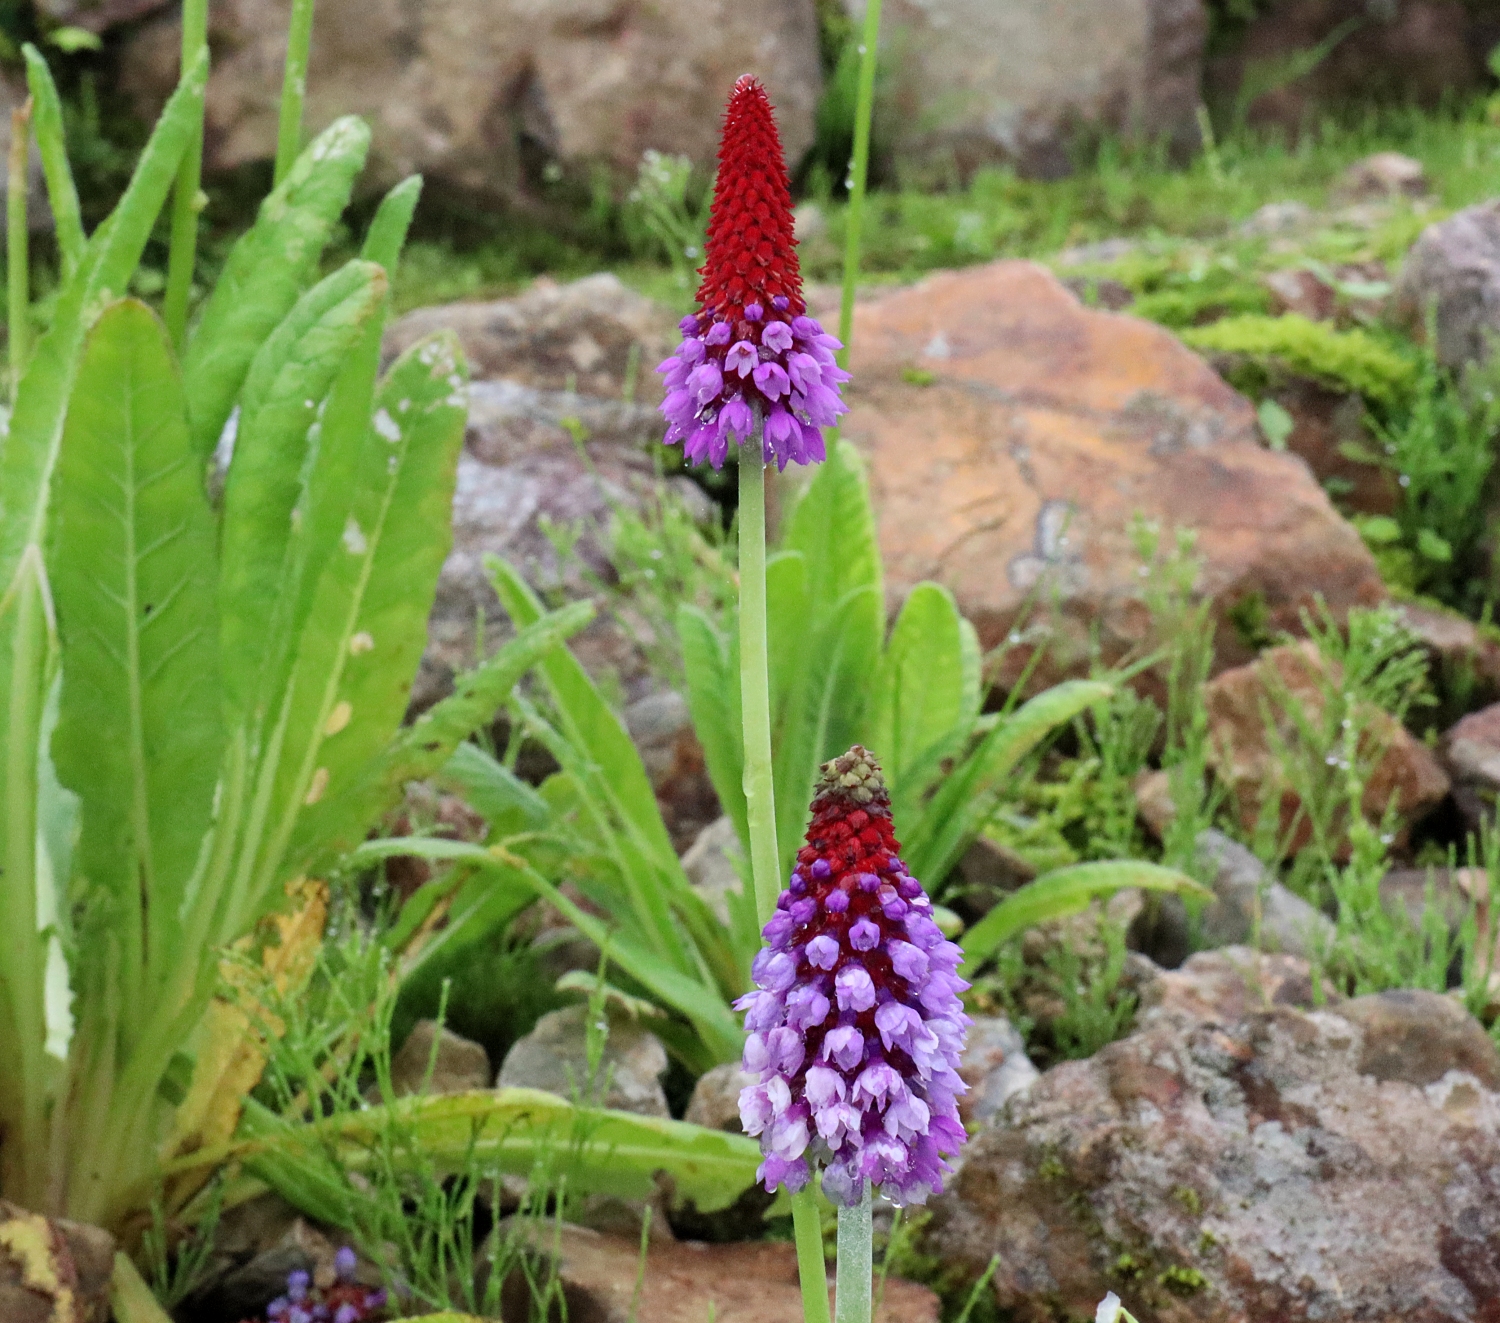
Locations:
695;76;805;323
657;76;848;472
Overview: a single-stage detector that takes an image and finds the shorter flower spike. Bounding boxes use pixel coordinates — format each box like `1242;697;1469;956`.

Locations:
658;75;849;471
736;747;970;1206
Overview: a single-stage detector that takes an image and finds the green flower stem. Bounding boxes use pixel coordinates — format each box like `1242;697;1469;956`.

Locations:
162;0;208;348
738;436;781;928
275;0;318;185
836;0;883;372
792;1188;833;1323
834;1184;873;1323
8;98;30;399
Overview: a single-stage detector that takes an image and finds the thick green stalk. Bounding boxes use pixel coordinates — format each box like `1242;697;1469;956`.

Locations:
792;1188;834;1323
8;98;30;399
275;0;318;186
834;1185;873;1323
162;0;208;348
738;438;780;927
836;0;882;371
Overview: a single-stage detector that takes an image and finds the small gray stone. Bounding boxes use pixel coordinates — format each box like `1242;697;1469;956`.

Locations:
1396;200;1500;372
1335;151;1428;202
958;1016;1039;1128
390;1019;492;1097
1131;829;1333;966
497;1003;669;1116
681;816;746;928
685;1062;757;1132
1237;199;1314;237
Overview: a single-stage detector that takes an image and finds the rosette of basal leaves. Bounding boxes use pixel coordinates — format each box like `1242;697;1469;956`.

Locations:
0;65;594;1234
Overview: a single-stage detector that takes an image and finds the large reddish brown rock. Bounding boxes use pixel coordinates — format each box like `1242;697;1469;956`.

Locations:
502;1222;940;1322
841;261;1386;689
1203;640;1449;852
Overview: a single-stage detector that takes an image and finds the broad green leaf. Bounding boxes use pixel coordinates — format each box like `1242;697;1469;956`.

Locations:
872;583;968;791
0;46;207;610
291;600;595;871
218;260;386;723
48;300;222;1000
770;443;884;873
267;333;469;890
780;441;883;757
903;679;1115;884
959;860;1209;973
279;178;422;676
678;603;745;844
22;46;85;280
183;117;371;458
227;1088;762;1224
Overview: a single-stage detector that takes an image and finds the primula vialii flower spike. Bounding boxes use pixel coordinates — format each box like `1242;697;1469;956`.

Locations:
657;75;850;471
736;747;970;1206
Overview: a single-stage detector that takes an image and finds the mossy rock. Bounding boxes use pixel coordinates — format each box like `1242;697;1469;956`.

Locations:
1181;313;1418;408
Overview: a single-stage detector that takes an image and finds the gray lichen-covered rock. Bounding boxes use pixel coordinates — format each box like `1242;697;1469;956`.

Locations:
957;1015;1039;1128
849;0;1206;181
497;1004;669;1116
402;277;707;716
926;949;1500;1322
684;1061;758;1133
1396;200;1500;372
681;817;747;928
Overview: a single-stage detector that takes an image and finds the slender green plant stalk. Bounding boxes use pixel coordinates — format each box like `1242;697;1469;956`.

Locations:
738;433;780;929
836;0;882;369
162;0;208;347
834;1185;873;1323
275;0;318;185
8;98;30;399
792;1190;833;1323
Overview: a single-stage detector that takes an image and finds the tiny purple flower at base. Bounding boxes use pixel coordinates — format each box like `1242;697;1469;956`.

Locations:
737;747;970;1207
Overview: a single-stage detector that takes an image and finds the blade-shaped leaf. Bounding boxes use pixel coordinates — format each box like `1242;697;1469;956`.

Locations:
183;117;372;459
488;558;677;866
959;860;1210;973
903;679;1115;884
225;1089;762;1225
48;299;222;999
22;45;85;280
218;259;386;723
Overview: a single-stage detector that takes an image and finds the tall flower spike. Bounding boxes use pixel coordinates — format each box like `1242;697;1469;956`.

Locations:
658;75;849;472
736;748;970;1206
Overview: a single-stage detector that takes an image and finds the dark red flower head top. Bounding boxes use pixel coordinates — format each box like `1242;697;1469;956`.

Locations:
696;76;806;323
657;76;849;472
